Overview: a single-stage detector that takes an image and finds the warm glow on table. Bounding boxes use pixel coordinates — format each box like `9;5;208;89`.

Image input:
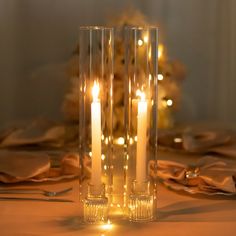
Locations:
100;219;113;230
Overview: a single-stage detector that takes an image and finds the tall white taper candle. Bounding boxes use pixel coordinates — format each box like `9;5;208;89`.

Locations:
136;90;147;183
91;82;102;187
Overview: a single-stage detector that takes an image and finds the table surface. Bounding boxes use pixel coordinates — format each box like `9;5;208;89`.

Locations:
1;150;236;236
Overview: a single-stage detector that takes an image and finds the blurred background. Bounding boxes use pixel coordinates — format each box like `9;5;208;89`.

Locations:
0;0;236;127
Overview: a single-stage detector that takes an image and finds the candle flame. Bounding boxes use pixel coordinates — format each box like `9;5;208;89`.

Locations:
136;90;146;101
92;81;100;101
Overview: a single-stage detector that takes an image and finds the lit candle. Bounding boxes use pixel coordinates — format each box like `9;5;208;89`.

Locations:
91;81;102;187
136;90;147;183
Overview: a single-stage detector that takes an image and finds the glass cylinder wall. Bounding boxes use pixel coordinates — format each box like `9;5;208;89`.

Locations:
124;27;158;220
78;27;114;203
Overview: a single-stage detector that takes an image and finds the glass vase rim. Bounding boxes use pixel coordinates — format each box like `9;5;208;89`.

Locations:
132;179;150;185
79;26;113;31
88;182;106;188
124;26;158;31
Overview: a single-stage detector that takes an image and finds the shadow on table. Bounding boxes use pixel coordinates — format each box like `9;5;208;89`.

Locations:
157;199;236;222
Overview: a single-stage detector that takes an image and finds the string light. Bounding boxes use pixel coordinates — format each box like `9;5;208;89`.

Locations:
138;39;143;46
105;137;109;145
101;154;105;160
149;74;152;81
162;98;173;108
158;74;164;81
174;137;182;143
129;137;134;145
115;137;124;145
166;99;173;107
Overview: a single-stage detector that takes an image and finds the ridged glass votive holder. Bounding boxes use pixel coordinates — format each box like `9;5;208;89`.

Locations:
129;180;154;222
84;183;108;224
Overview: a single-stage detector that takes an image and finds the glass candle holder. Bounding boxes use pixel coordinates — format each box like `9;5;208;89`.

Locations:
123;27;158;221
78;26;114;223
84;183;108;223
129;180;154;222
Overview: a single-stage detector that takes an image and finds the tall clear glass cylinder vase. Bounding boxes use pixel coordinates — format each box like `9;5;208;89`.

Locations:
124;27;158;222
78;27;114;224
